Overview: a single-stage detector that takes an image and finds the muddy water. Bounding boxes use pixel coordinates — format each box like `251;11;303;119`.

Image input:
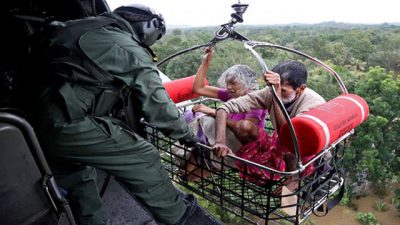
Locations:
224;194;400;225
224;189;400;225
312;194;400;225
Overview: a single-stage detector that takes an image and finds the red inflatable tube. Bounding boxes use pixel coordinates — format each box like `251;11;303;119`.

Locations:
279;94;369;157
163;75;208;103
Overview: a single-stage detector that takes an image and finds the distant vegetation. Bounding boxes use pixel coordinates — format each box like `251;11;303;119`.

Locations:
153;23;400;201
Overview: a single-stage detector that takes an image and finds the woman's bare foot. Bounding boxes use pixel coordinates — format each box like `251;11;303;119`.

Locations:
186;167;213;181
284;176;299;192
178;154;213;182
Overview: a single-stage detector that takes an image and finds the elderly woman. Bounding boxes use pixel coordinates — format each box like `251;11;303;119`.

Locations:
182;47;267;180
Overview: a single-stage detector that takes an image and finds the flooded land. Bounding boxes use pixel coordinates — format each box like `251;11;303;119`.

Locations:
312;192;400;225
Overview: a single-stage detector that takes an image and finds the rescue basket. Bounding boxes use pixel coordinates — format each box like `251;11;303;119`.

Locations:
142;97;352;225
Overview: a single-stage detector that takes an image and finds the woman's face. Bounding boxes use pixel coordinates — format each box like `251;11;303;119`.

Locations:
226;79;247;98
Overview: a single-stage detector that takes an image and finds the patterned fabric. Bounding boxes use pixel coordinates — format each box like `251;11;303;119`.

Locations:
235;129;315;186
235;128;286;185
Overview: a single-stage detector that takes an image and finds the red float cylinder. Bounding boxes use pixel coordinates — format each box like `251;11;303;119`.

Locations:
163;75;208;103
279;94;369;157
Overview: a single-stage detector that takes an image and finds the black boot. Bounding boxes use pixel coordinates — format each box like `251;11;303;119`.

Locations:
174;193;223;225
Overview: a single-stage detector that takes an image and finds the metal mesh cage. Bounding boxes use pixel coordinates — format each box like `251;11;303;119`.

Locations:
142;108;349;225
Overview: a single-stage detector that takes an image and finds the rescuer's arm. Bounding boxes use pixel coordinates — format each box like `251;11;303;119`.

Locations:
132;63;195;141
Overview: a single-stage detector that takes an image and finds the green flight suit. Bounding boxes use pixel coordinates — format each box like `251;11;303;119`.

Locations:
35;13;194;225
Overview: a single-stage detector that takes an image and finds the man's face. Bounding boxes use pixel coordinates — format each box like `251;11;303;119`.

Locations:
280;81;305;104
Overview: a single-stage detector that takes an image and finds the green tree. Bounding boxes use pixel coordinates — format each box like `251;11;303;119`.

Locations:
368;32;400;73
346;67;400;194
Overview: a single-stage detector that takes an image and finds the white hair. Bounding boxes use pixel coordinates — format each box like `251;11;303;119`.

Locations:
217;64;259;91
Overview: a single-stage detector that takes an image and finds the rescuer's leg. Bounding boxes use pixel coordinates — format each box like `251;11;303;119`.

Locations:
49;161;104;225
49;117;189;225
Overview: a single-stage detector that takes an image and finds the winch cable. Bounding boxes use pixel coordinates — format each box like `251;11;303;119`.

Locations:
157;2;250;67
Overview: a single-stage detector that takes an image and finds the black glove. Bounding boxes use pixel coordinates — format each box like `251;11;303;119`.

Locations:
178;133;199;148
179;133;213;168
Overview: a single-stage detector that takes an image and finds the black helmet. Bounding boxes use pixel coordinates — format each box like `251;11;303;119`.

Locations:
114;4;166;46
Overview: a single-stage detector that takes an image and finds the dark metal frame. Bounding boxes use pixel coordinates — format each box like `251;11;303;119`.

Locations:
0;111;77;225
143;116;350;225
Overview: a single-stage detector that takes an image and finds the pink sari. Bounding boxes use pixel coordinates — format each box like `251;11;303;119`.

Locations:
235;128;314;186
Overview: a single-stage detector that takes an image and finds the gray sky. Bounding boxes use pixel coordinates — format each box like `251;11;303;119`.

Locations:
107;0;400;27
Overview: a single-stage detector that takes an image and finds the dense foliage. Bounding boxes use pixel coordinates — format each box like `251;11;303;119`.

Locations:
153;23;400;196
356;212;381;225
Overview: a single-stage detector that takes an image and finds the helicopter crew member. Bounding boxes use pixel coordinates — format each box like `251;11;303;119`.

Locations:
33;4;199;225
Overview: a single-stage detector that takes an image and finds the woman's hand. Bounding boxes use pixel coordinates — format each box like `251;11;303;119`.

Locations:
202;46;214;64
192;104;216;116
192;46;220;98
213;143;233;158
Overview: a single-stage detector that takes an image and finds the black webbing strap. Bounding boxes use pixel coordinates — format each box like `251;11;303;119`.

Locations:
48;15;135;122
312;167;345;217
48;14;134;87
58;82;86;123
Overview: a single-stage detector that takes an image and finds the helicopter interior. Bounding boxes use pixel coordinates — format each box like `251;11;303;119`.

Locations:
0;1;356;225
